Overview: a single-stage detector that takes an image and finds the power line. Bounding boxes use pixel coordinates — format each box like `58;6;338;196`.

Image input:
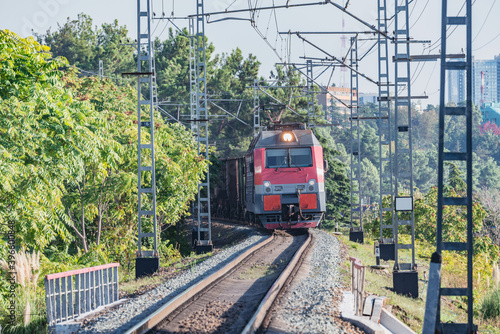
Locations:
473;30;500;51
410;0;430;29
472;0;497;43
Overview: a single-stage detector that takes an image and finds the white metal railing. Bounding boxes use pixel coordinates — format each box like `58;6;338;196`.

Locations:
44;263;119;327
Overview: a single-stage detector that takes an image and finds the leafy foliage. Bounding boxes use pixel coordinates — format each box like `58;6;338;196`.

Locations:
0;29;206;331
37;14;135;78
316;128;350;228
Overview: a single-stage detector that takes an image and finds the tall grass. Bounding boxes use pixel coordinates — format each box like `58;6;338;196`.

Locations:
481;288;500;320
0;249;46;333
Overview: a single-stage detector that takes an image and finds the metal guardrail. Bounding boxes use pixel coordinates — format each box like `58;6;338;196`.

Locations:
44;263;119;327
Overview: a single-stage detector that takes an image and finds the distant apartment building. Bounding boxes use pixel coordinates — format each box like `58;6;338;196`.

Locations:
448;62;466;104
472;55;500;105
358;93;378;105
317;86;355;114
447;54;500;106
481;103;500;126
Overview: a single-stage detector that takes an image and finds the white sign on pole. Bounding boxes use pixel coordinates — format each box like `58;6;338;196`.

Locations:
395;196;413;211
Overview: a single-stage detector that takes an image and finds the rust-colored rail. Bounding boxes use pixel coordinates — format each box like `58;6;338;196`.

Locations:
241;231;313;334
124;235;275;334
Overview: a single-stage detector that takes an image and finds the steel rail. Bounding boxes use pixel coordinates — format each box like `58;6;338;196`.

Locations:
124;235;275;334
241;231;313;334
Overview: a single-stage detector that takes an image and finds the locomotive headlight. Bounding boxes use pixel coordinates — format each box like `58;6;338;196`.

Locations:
264;181;272;193
308;180;315;186
282;132;293;142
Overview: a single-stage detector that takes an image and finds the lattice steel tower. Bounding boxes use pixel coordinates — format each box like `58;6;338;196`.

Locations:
377;0;395;261
253;79;260;137
306;60;315;129
189;17;197;134
392;0;418;297
192;0;213;253
349;36;363;243
423;0;475;332
135;0;159;278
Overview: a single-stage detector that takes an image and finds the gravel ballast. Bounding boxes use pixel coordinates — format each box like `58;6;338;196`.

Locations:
77;226;267;334
269;229;355;334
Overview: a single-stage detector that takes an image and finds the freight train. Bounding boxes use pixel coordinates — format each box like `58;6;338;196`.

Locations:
213;123;327;229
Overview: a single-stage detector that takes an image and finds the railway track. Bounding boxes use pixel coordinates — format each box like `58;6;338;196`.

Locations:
124;229;313;334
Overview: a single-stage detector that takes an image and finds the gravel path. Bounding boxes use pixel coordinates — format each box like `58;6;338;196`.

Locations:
77;226;268;334
268;229;360;334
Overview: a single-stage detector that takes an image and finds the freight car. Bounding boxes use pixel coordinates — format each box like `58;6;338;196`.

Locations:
213;123;327;230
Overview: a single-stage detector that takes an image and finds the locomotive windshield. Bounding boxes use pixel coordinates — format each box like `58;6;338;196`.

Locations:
266;148;312;168
290;148;313;167
266;149;288;168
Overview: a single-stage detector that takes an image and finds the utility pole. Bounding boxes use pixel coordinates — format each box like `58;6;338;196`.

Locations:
349;36;363;243
135;0;159;278
192;0;213;254
423;0;475;332
253;79;260;137
99;59;103;79
306;60;315;129
189;17;197;134
392;0;418;297
377;0;395;261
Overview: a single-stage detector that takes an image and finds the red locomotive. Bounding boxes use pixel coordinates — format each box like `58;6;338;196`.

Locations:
214;123;327;229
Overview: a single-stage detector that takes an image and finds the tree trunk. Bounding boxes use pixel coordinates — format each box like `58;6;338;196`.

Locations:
78;181;88;253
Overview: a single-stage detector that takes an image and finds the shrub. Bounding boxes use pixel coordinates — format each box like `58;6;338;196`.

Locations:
481;288;500;320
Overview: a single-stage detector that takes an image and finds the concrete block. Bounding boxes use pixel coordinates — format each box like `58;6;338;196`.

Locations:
363;295;377;316
55;321;81;334
379;243;395;261
393;270;419;298
350;230;364;243
370;298;385;324
136;257;160;278
340;291;355;316
380;308;416;334
341;314;386;334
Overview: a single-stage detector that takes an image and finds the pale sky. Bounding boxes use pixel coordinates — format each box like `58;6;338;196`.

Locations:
2;0;500;105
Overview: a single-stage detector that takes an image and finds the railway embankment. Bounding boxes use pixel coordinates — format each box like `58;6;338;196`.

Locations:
67;223;366;334
339;232;500;334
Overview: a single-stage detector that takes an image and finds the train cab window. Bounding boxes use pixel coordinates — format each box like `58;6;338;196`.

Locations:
290;148;313;167
266;148;312;168
266;149;288;168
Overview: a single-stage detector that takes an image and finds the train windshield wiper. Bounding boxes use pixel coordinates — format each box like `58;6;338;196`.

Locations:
275;158;287;171
290;161;302;171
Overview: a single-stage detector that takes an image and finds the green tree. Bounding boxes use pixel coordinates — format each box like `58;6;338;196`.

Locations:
316;128;350;228
444;162;467;195
476;157;500;190
360;125;379;166
0;30;84;252
38;13;135;78
413;148;438;193
360;157;380;205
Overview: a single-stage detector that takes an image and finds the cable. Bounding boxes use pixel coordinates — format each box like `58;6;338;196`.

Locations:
156;20;170;41
424;58;438;93
226;0;239;11
410;0;430;29
472;0;497;43
473;30;500;51
426;0;477;52
359;41;377;61
410;49;428;86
